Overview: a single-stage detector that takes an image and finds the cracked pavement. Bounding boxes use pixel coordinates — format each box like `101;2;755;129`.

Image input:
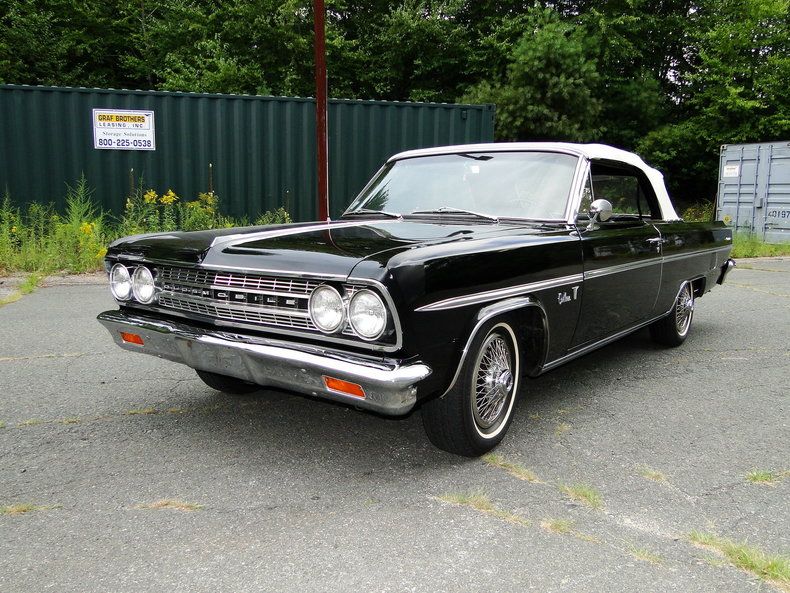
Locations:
0;258;788;592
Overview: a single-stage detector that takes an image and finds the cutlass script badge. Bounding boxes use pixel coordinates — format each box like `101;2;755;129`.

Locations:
558;286;580;305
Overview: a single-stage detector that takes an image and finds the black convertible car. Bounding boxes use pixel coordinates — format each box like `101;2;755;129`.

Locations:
98;143;735;456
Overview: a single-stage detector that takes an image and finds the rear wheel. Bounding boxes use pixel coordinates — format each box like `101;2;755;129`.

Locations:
195;370;259;394
649;282;694;347
422;320;520;456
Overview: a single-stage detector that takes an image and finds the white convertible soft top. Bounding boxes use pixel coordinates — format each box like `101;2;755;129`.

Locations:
389;142;680;221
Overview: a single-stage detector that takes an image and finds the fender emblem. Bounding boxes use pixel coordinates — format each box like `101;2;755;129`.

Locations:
558;286;580;305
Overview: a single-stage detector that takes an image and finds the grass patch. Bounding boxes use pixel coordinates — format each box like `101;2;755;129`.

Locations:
438;492;530;527
0;272;43;307
0;291;21;306
541;517;574;534
639;466;668;482
482;453;542;483
0;503;56;515
124;407;157;416
731;233;790;259
59;417;81;425
555;422;571;437
17;418;44;427
0;421;5;429
630;546;663;564
746;470;781;485
136;499;203;512
560;483;604;510
689;531;790;591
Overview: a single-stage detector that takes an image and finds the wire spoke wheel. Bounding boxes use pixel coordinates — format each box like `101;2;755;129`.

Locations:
675;283;694;337
472;332;515;433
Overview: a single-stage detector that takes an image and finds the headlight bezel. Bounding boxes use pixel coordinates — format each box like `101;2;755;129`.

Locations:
308;284;346;334
348;288;388;341
109;263;132;301
131;265;157;304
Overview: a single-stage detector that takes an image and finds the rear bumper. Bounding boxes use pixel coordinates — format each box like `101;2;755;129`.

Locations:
97;310;431;415
717;258;736;284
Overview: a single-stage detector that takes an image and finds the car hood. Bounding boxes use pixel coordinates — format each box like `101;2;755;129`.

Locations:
107;219;554;277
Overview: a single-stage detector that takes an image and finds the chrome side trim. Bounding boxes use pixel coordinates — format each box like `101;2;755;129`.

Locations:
583;246;733;280
415;273;584;312
540;279;692;373
662;245;732;263
439;297;549;398
584;258;661;279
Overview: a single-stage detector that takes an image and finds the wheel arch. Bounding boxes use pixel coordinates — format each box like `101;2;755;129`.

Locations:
439;296;549;398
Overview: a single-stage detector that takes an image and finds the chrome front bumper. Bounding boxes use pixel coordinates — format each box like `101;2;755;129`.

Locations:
97;310;431;415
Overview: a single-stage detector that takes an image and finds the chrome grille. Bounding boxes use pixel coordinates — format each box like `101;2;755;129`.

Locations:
158;296;314;329
155;266;339;334
158;267;319;295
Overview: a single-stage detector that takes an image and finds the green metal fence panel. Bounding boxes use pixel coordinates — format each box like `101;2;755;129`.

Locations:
0;85;495;221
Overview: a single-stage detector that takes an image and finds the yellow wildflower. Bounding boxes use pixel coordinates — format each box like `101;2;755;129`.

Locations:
160;189;178;205
143;189;158;204
10;226;16;233
96;247;108;259
80;222;93;235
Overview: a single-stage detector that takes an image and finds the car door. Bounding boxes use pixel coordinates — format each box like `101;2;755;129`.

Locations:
570;161;663;347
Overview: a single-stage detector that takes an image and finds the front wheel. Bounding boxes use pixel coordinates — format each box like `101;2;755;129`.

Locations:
649;282;694;347
422;320;521;456
196;370;260;394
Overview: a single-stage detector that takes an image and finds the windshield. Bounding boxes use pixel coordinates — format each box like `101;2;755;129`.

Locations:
345;151;579;220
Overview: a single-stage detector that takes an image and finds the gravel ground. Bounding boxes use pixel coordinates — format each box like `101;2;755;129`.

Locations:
0;259;787;593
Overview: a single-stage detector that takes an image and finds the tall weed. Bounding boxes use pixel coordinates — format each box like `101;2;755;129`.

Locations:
1;180;293;274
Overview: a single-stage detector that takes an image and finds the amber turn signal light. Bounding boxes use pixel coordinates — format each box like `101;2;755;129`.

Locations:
120;332;144;345
322;376;365;399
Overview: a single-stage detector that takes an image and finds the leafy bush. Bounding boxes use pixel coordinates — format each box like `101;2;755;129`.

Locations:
681;201;715;222
0;180;293;274
0;178;108;273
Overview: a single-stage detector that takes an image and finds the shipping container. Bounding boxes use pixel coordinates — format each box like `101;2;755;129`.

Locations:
0;85;495;221
716;141;790;243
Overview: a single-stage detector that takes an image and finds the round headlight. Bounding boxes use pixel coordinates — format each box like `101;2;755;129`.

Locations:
109;264;132;301
132;266;156;304
309;285;345;333
349;289;387;340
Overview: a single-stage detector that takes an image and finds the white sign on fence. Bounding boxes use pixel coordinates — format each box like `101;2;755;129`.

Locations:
92;108;156;151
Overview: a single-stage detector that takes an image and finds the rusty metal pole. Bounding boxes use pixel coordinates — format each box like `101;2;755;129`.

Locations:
314;0;329;221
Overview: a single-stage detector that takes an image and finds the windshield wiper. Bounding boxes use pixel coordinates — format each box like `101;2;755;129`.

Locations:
344;208;402;219
458;153;494;161
410;207;499;223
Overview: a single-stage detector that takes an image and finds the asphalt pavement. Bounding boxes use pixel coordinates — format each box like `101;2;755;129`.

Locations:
1;259;788;593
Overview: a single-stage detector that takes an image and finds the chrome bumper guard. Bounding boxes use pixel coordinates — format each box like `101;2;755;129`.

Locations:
97;310;431;415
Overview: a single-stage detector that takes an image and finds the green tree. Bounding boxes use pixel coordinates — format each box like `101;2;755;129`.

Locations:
639;0;790;207
463;7;601;141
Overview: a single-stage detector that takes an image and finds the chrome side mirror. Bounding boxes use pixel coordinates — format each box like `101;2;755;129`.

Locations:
587;199;613;230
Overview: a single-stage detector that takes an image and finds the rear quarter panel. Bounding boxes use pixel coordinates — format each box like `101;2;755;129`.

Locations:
654;221;733;312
